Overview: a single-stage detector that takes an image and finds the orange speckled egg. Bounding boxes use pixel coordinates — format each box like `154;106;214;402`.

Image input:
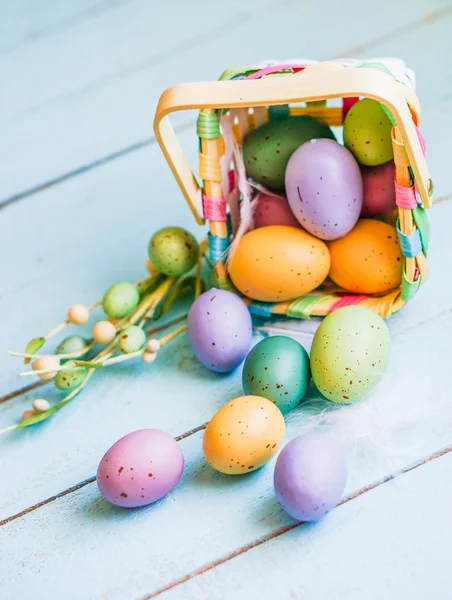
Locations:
328;219;403;294
203;395;286;475
228;226;330;302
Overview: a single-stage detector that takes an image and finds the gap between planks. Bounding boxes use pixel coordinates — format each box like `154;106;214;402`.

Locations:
0;423;451;598
141;441;452;599
2;231;451;401
0;421;207;528
1;289;451;515
0;3;448;210
336;3;452;57
1;1;450;576
0;301;451;584
0;0;136;56
0;124;192;210
0;313;188;405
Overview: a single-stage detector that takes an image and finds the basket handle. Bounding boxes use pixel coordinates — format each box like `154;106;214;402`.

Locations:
153;63;432;221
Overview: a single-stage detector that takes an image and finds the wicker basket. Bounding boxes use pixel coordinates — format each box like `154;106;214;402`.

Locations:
154;59;432;319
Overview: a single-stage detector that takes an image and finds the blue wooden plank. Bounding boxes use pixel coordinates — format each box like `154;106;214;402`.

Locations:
1;1;451;597
159;449;452;600
0;1;451;520
1;310;452;598
0;0;130;54
0;0;449;202
0;129;451;522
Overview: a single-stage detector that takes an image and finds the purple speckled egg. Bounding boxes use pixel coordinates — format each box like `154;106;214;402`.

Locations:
361;161;396;217
97;429;184;508
274;433;347;521
285;138;363;240
187;288;252;373
254;192;302;229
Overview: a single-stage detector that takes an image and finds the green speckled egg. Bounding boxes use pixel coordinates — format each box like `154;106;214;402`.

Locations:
119;325;146;354
103;282;140;319
54;362;88;390
310;306;391;404
243;116;336;190
242;336;311;413
56;335;88;362
149;227;199;277
343;99;394;166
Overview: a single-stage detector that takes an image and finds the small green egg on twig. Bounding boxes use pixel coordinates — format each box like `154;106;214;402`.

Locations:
119;326;146;354
54;362;89;390
103;282;140;318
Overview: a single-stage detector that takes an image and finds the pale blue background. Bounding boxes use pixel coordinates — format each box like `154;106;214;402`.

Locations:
1;1;452;598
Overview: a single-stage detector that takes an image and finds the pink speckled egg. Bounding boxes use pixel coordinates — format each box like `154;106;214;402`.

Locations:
97;429;184;508
361;161;397;217
253;192;301;229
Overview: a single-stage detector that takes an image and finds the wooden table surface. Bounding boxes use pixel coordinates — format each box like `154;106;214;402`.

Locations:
1;0;452;598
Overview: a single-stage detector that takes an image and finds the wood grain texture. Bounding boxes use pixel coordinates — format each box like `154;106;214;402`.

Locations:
2;0;452;598
0;0;449;203
0;141;451;522
0;0;131;54
157;450;452;600
1;310;452;598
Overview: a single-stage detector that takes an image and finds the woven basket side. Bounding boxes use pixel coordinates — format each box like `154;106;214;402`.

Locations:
199;100;429;318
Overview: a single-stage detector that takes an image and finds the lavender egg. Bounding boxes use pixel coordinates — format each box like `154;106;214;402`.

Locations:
285;138;363;240
187;288;252;372
97;429;184;508
274;433;347;521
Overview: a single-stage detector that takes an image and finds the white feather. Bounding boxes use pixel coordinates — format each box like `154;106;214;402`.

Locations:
226;138;256;265
259;317;442;475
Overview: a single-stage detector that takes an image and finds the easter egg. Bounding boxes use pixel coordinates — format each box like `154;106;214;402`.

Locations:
310;306;391;404
274;433;347;521
328;219;403;294
361;161;396;217
203;395;285;474
243;116;336;190
97;429;184;508
103;282;140;319
54;362;88;390
343;98;394;166
187;288;252;372
253;192;301;229
242;336;310;413
149;226;199;277
119;325;146;354
56;335;89;362
285;138;363;240
229;226;330;302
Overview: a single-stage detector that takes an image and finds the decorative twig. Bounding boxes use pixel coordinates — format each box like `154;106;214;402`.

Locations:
6;226;204;434
0;424;19;435
9;340;96;361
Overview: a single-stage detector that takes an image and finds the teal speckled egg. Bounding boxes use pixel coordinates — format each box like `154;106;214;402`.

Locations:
343;98;394;166
242;336;311;413
243;116;336;190
149;227;199;277
310;306;391;404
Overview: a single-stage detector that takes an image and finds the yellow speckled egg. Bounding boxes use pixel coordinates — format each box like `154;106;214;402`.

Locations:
328;219;403;294
229;226;330;302
203;395;286;475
